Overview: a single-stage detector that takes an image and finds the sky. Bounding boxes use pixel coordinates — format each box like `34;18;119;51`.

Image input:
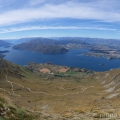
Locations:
1;0;120;39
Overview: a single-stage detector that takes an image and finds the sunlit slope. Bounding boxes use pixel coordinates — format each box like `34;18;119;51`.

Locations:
0;59;120;119
95;69;120;99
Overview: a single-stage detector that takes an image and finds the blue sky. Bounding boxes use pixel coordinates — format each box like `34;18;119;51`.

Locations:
1;0;120;39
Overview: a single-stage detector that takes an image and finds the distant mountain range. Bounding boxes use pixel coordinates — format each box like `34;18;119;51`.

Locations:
12;37;120;57
0;40;11;47
3;36;120;46
12;37;90;54
10;36;120;48
2;36;120;58
26;37;89;45
49;37;120;47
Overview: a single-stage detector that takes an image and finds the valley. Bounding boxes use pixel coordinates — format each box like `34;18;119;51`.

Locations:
0;58;120;119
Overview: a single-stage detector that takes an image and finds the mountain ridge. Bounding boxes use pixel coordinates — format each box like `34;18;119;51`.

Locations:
13;43;69;54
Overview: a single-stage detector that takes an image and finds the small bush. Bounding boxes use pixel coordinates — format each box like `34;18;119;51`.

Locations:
16;108;26;117
8;105;16;113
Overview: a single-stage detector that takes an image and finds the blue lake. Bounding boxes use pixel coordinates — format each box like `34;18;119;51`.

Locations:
1;46;120;71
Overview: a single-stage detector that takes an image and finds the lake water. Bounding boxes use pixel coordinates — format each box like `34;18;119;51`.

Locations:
1;46;120;71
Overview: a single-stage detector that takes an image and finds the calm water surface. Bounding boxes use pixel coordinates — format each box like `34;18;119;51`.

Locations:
1;46;120;71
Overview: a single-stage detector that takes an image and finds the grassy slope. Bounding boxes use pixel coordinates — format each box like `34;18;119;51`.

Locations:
0;93;35;120
1;59;120;119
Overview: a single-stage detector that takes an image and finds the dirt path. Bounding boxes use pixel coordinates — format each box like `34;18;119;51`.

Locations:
0;72;94;97
6;75;20;97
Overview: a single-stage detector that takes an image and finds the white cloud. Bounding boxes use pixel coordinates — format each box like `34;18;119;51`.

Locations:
0;0;120;27
0;25;117;34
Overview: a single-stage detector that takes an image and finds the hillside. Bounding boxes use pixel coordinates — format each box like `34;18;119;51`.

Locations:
1;59;120;119
13;43;69;54
0;59;37;119
0;94;34;120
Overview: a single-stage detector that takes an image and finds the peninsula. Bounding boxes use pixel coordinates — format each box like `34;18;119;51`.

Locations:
13;43;69;54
